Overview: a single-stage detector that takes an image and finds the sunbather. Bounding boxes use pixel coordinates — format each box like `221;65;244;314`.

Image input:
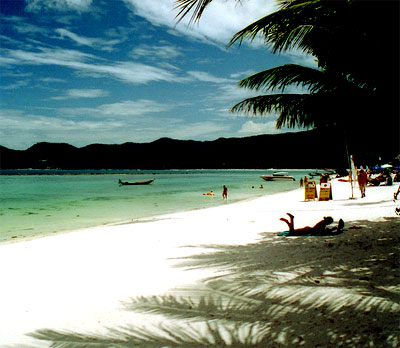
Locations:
280;213;344;236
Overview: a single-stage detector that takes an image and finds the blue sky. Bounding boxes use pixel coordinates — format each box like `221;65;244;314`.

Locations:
0;0;315;150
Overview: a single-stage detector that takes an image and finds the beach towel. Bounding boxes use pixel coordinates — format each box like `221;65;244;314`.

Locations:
278;230;343;237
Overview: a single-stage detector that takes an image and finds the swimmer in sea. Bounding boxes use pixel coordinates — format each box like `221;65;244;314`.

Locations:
203;191;214;196
222;185;228;200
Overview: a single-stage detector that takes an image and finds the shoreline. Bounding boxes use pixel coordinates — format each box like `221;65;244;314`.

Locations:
0;179;399;347
1;168;298;245
0;188;273;247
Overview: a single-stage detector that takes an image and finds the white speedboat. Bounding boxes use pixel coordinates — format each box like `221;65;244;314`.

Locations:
261;172;295;181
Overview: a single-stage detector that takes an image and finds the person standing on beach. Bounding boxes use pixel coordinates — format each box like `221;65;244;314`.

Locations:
222;185;228;200
357;169;368;198
394;184;400;201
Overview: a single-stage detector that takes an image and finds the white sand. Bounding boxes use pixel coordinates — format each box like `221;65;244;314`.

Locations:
0;179;399;347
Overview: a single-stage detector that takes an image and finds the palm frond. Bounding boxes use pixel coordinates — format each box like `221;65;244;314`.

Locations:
229;0;325;53
30;322;270;348
230;88;376;130
124;295;259;322
272;24;315;54
231;93;324;129
30;329;127;347
174;0;213;24
174;0;243;24
238;64;323;92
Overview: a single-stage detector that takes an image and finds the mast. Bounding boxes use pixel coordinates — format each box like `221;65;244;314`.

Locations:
349;155;358;199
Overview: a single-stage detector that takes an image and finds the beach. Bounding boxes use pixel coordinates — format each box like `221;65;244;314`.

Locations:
0;179;399;347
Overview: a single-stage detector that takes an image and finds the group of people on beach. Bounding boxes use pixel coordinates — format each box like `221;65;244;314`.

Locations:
298;168;392;199
357;167;399;197
206;171;400;233
299;174;329;188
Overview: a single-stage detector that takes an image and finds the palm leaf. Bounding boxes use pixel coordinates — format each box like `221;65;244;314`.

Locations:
238;64;324;92
231;93;329;129
230;85;378;130
124;295;259;322
174;0;243;24
174;0;213;24
238;64;367;95
229;0;327;54
30;329;127;347
30;322;270;348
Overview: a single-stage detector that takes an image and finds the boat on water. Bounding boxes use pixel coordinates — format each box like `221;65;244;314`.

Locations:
309;169;336;178
118;179;155;186
261;172;295;181
308;171;322;177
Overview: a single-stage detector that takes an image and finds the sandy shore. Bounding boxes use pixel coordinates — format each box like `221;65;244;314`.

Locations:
0;179;399;347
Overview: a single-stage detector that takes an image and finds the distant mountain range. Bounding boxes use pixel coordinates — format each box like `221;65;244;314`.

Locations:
0;129;396;170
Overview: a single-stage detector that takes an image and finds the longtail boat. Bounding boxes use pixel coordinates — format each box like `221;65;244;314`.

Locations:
118;179;154;186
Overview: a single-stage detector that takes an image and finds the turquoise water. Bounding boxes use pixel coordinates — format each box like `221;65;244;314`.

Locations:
0;169;308;243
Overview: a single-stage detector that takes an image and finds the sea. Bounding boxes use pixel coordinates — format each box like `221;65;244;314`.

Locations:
0;169;310;243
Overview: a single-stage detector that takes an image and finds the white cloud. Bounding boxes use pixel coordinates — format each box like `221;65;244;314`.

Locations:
97;100;172;116
10;20;50;36
4;47;185;85
0;109;122;149
0;108;228;149
55;28;96;47
283;49;318;68
52;89;109;100
8;47;94;65
0;55;19;66
0;80;30;90
93;62;182;84
40;77;66;83
187;71;232;84
166;121;231;140
230;70;257;79
213;83;259;102
132;44;183;60
238;119;304;136
69;89;108;98
122;0;277;45
55;29;122;51
25;0;93;13
239;119;278;135
58;99;173;118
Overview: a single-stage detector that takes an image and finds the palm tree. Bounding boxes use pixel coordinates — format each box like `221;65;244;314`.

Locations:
230;63;372;131
175;0;399;138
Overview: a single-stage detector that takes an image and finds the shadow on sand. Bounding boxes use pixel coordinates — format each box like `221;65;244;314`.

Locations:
27;218;400;347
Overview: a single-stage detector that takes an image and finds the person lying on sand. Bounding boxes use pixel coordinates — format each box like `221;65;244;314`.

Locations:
280;213;344;236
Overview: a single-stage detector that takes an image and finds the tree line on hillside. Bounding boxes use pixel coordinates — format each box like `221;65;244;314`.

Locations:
0;130;396;170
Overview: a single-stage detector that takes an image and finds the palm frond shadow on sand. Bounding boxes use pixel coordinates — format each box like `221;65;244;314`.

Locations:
28;218;400;347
